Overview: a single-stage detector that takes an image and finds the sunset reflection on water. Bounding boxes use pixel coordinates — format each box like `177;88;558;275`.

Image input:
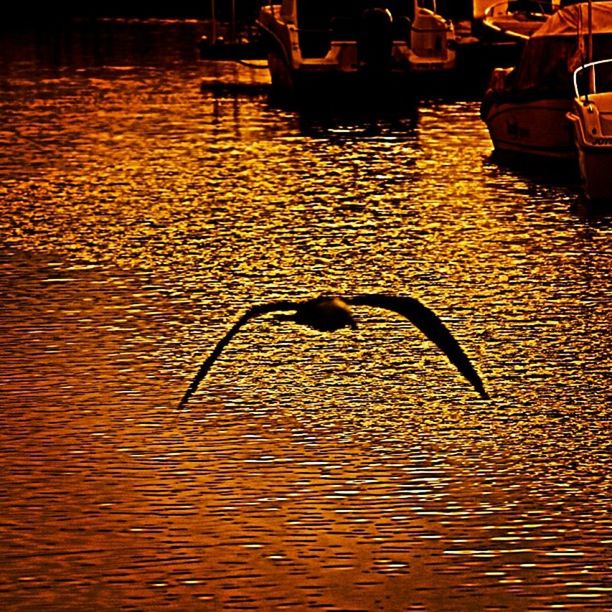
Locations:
0;18;610;611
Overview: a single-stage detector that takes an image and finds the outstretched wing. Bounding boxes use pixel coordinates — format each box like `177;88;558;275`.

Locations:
346;294;489;399
177;300;299;409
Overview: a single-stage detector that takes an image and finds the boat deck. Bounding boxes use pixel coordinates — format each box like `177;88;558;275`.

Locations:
483;14;547;40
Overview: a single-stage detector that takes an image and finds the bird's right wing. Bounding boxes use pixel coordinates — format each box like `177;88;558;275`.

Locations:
347;294;489;399
177;300;299;409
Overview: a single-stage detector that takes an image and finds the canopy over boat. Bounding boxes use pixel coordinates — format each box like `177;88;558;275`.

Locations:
531;1;612;37
509;2;612;96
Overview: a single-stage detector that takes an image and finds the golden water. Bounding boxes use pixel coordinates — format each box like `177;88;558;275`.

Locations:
0;19;610;610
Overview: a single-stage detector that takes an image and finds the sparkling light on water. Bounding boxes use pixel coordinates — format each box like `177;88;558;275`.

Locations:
0;18;610;611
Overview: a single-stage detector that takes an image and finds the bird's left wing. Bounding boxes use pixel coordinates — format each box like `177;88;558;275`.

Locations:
177;300;299;409
346;294;489;399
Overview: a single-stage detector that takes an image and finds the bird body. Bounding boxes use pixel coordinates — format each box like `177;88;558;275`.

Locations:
177;293;489;409
292;296;357;331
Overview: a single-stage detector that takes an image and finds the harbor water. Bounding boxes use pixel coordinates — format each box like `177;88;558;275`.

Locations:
0;19;610;610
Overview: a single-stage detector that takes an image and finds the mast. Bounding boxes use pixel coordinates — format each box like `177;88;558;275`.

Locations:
588;0;595;94
211;0;217;44
230;0;236;44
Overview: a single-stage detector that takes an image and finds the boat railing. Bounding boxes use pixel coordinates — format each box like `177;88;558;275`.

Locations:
573;58;612;99
481;0;554;42
484;0;553;19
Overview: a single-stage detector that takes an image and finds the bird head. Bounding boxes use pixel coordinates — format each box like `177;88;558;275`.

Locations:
293;296;357;332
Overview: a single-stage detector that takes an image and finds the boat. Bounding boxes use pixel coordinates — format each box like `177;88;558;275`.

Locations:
567;58;612;200
255;0;457;97
478;0;557;44
481;1;612;161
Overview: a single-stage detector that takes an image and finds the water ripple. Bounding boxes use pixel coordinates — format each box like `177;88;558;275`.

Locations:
0;18;610;611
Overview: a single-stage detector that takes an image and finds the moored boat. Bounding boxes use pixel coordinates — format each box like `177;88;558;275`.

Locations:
481;1;612;161
479;0;556;43
567;58;612;200
256;0;457;97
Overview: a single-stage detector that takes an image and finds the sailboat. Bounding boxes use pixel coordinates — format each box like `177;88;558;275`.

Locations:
255;0;457;96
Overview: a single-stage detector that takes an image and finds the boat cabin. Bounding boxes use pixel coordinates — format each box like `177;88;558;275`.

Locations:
271;0;436;57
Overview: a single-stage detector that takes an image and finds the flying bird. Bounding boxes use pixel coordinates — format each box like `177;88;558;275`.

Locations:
177;294;489;409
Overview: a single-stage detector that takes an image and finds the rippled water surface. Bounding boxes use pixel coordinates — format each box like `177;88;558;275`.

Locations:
1;19;610;611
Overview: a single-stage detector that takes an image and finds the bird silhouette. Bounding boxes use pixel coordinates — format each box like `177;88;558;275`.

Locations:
177;294;489;409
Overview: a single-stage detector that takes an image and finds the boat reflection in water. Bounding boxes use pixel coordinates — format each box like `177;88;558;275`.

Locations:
481;1;612;161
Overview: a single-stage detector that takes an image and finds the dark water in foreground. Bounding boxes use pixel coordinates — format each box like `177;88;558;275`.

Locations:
0;19;610;611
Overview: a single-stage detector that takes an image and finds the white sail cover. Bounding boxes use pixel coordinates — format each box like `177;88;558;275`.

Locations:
509;1;612;95
532;1;612;37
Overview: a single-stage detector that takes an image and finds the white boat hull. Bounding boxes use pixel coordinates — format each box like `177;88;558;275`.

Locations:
567;99;612;201
566;59;612;202
482;97;575;160
576;141;612;201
